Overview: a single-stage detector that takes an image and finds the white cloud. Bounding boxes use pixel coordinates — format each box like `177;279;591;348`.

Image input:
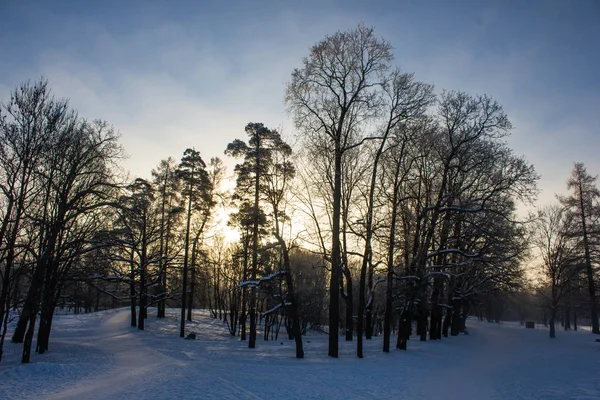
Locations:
1;0;598;207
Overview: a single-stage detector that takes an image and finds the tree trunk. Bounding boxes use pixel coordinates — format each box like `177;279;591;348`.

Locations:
157;267;166;319
342;267;353;341
157;166;170;319
138;263;146;331
130;255;137;327
36;271;58;354
442;307;451;337
459;301;469;333
417;307;427;341
549;307;556;338
382;260;394;352
187;238;198;322
263;315;270;341
429;277;443;340
383;158;402;352
357;258;366;358
270;231;304;358
188;230;205;322
383;274;394;353
0;301;11;362
248;138;262;350
12;261;46;344
21;314;36;363
365;292;373;340
248;285;257;348
451;300;461;336
240;238;249;341
36;304;55;355
0;254;14;345
396;308;409;350
329;149;342;358
429;305;441;340
180;191;192;337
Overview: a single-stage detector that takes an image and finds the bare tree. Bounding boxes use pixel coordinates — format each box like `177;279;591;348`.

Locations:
0;79;63;361
286;24;393;357
113;178;162;330
354;71;434;357
11;117;123;362
533;204;580;338
380;120;432;352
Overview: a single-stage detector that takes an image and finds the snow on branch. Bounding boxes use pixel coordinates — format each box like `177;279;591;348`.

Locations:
366;278;385;308
259;242;280;251
426;260;473;270
260;301;292;317
426;248;480;259
238;270;287;288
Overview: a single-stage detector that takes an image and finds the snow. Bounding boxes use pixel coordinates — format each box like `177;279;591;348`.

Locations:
261;301;292;316
238;270;287;288
1;310;599;400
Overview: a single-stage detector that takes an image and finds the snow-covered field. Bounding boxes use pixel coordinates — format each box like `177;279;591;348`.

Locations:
1;309;599;400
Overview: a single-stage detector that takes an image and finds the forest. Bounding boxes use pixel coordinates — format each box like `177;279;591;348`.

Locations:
1;24;599;364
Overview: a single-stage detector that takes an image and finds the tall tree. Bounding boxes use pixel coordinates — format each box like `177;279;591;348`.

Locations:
177;148;210;337
409;91;532;341
260;128;304;358
355;70;434;357
114;178;162;331
228;202;256;341
225;122;288;349
12;118;122;362
380;120;432;352
0;79;62;361
533;204;580;338
151;157;182;319
559;163;600;334
186;157;223;321
286;24;393;357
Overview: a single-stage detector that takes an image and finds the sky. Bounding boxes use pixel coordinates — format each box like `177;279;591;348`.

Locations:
0;0;599;207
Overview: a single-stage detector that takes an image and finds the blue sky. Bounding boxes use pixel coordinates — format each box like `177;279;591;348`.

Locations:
1;0;599;206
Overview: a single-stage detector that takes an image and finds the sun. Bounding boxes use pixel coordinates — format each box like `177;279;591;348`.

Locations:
222;224;240;243
211;205;240;244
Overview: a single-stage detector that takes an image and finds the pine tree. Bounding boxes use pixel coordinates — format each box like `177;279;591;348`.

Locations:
226;122;290;349
560;163;600;334
177;148;210;337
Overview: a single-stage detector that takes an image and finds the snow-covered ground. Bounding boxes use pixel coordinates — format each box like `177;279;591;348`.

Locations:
1;309;599;400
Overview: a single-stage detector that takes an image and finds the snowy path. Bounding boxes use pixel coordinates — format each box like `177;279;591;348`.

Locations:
1;309;599;399
43;311;186;400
